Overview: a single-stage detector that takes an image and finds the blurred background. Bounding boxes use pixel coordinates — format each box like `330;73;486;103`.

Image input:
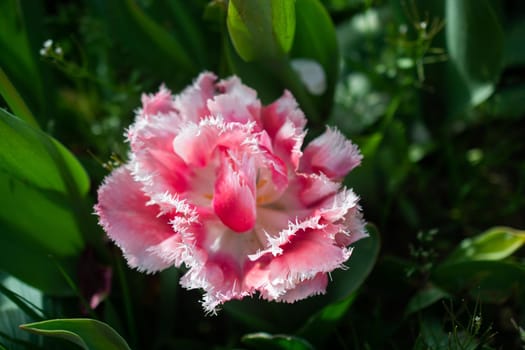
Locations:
1;0;525;349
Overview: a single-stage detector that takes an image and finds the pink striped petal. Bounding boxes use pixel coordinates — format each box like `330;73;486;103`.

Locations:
141;85;175;116
261;91;307;169
300;127;362;180
174;72;217;122
246;227;351;301
212;155;256;233
95;167;177;272
276;273;328;303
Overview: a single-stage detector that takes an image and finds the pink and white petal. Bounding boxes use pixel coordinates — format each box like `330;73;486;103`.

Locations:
174;72;217;122
295;173;341;209
261;90;307;139
130;148;190;196
207;93;260;125
248;215;324;261
254;147;289;205
300;126;362;180
256;228;351;299
212;158;257;233
140;85;176;117
317;188;360;223
127;113;182;153
180;258;252;313
179;221;257;313
335;206;367;246
212;76;261;125
273;119;306;170
275;273;328;303
172;121;219;167
261;91;307;169
95;167;175;272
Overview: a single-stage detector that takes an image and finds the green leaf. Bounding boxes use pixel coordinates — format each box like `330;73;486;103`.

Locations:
432;260;525;304
445;0;504;113
444;227;525;265
20;319;131;350
0;67;39;128
504;19;525;67
0;0;51;125
0;108;89;196
291;0;339;119
0;275;44;349
93;0;197;85
0;108;88;294
405;285;450;316
242;333;314;350
327;223;380;301
296;293;357;345
0;283;45;322
227;0;295;61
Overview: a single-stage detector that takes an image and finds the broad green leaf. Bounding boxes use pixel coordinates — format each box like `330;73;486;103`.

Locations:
291;0;339;119
0;68;39;128
0;108;88;294
296;293;357;346
20;319;131;350
0;0;51;125
0;275;44;349
327;224;380;301
0;283;45;322
504;19;525;67
242;333;314;350
227;0;295;61
0;109;89;196
445;0;504;113
444;227;525;265
433;260;525;304
405;285;449;316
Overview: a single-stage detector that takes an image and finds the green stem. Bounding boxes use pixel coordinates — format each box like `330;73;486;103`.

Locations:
115;255;138;349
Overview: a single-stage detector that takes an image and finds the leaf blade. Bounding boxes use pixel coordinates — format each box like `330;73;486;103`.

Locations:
20;319;131;350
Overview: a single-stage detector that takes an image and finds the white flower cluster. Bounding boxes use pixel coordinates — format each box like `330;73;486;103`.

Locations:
39;39;63;57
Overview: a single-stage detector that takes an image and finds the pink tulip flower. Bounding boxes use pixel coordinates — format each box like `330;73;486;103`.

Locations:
95;72;366;312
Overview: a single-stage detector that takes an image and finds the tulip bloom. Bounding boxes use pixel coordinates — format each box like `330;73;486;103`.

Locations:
95;73;366;312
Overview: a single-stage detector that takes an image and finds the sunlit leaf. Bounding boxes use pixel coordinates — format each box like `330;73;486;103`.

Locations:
20;319;131;350
242;332;314;350
444;227;525;265
0;109;89;294
0;275;44;349
445;0;504;113
227;0;295;61
0;283;45;322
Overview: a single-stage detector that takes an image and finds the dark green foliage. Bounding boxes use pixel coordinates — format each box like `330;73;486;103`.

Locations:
1;0;525;349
